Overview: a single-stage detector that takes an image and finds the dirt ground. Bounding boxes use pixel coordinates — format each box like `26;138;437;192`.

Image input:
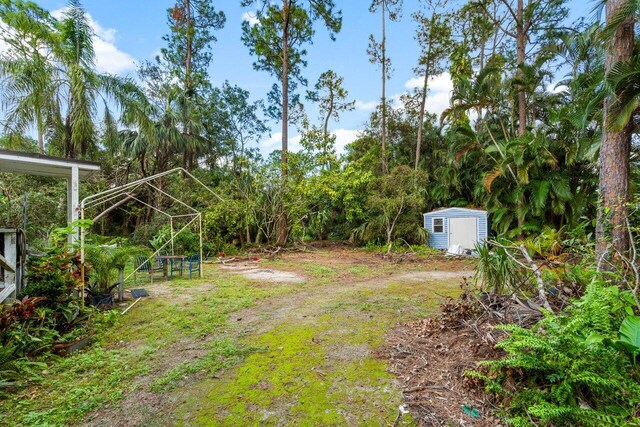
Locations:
79;248;478;426
380;315;505;426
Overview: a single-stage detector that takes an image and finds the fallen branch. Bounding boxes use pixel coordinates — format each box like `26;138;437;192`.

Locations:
518;244;553;312
488;240;553;312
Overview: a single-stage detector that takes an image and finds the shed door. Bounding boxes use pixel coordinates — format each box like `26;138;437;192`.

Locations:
449;217;478;249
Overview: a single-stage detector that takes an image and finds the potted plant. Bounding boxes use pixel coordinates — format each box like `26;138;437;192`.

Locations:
85;243;142;307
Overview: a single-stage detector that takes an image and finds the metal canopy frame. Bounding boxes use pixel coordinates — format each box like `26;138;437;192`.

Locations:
0;149;101;241
79;168;223;299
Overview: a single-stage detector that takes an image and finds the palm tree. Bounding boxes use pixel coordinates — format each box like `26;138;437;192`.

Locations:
0;55;57;153
0;1;59;153
0;0;153;159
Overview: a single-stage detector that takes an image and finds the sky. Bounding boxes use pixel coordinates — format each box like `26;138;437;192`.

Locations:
16;0;586;155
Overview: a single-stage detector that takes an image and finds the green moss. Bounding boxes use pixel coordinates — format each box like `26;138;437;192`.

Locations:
151;338;258;393
175;288;433;425
1;258;463;426
0;266;291;427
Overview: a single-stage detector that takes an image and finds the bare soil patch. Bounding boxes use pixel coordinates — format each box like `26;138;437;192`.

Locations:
379;286;509;426
220;262;306;284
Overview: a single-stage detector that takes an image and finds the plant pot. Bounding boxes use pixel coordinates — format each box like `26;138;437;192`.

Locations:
90;293;114;307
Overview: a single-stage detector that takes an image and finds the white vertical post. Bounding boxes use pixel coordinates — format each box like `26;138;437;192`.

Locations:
170;217;175;255
67;166;80;243
199;213;203;278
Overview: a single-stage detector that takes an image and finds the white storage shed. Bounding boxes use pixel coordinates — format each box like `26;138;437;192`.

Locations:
423;207;489;250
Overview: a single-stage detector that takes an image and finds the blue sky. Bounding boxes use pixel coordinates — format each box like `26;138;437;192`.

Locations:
27;0;586;155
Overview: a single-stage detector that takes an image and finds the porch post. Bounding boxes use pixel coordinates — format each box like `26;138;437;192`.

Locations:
67;165;79;243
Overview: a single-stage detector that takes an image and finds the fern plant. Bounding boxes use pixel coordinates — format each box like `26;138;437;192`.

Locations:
469;281;640;426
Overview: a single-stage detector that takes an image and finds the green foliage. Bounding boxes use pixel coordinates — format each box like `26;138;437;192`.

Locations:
149;225;199;257
598;316;640;363
1;225;98;391
203;197;248;251
474;242;523;294
619;316;640;357
473;282;640;426
85;242;146;295
364;166;427;252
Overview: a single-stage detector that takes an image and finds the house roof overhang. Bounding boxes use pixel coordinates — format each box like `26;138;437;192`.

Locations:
0;149;100;179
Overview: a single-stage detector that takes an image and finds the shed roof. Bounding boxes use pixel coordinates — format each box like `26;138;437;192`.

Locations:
424;207;486;216
0;149;100;179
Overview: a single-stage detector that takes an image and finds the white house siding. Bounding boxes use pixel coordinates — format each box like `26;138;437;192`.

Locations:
423;208;488;250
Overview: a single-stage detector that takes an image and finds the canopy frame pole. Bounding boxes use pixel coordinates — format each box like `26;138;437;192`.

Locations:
79;168;222;287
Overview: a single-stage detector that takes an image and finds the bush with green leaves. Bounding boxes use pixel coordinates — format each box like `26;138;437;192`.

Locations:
150;225;200;257
469;282;640;426
85;243;146;295
474;242;527;294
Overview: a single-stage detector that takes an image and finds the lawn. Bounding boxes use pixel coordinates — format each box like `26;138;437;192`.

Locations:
0;248;474;427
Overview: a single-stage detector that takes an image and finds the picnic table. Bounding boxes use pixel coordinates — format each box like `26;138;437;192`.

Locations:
155;255;186;278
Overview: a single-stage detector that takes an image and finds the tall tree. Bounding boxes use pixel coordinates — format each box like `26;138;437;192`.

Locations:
306;70;354;167
0;0;151;159
474;0;567;137
368;0;402;174
162;0;225;169
597;0;635;258
412;0;451;170
241;0;342;245
0;0;58;153
163;0;225;97
206;81;268;175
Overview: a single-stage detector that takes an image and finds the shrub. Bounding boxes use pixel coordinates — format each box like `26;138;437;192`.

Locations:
474;242;526;294
150;224;200;256
469;282;640;426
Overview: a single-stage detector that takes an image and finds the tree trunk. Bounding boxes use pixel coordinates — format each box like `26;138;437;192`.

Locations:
597;0;634;259
36;112;44;153
516;0;526;138
515;0;526;231
322;98;333;169
185;0;192;94
183;0;193;173
381;0;388;174
415;46;432;171
276;0;290;246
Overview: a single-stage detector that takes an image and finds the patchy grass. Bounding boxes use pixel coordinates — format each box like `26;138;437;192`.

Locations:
0;249;470;426
174;279;451;425
150;337;258;393
176;316;417;426
0;267;293;427
303;263;337;278
2;345;151;427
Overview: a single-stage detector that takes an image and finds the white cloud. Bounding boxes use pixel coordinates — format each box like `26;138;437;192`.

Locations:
546;82;568;94
260;129;360;155
51;8;136;75
260;132;302;153
242;11;259;26
333;129;361;153
355;73;454;118
404;72;453;93
354;99;378;111
404;72;454;117
389;93;404;110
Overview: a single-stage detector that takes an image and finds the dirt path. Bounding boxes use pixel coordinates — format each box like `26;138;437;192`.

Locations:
226;262;474;336
82;250;474;426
